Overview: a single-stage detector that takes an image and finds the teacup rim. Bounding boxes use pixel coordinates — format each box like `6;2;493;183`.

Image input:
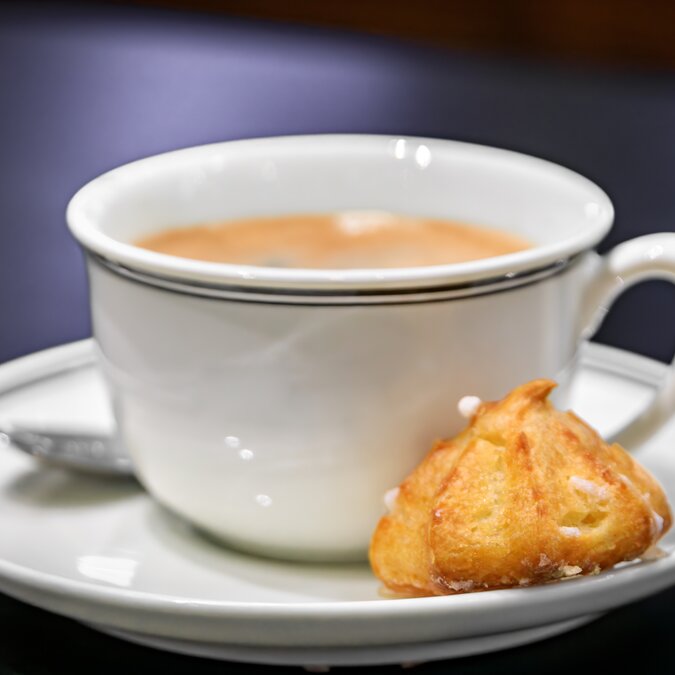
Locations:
66;134;614;292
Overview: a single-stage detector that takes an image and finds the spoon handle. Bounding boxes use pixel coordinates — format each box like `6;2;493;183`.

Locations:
0;426;135;477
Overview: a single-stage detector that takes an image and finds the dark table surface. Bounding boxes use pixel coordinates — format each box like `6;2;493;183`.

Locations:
1;2;675;673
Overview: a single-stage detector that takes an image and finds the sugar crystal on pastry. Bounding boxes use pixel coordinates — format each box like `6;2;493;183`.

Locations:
369;379;672;596
458;395;482;419
384;487;400;512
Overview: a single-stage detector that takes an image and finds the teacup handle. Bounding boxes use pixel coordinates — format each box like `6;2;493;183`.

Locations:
582;233;675;449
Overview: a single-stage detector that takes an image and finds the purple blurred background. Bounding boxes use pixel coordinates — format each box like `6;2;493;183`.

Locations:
1;1;674;364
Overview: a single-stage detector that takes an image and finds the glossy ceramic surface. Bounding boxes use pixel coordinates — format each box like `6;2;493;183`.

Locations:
88;255;594;560
67;135;614;292
0;341;674;667
65;136;675;559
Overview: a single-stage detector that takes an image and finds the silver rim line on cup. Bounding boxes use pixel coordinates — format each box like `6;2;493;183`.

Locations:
88;252;581;306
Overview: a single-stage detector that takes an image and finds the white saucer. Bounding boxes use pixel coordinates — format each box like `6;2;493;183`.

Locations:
1;340;674;667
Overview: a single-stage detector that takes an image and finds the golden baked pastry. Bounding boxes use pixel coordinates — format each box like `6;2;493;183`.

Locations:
369;379;671;596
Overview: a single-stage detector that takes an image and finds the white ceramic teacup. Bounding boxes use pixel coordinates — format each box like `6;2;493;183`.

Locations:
67;135;675;561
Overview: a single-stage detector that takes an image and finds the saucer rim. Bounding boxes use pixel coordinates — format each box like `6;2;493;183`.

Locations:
92;614;600;666
0;340;673;647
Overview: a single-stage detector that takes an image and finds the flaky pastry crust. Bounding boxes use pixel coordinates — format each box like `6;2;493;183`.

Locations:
369;380;671;596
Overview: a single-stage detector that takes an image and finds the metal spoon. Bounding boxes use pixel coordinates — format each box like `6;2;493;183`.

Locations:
0;426;134;477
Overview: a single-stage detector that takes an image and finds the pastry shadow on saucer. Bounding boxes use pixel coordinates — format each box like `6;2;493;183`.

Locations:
143;502;379;602
5;465;142;508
